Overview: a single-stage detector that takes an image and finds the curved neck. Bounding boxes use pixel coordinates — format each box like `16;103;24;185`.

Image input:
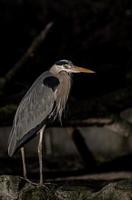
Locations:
54;71;72;120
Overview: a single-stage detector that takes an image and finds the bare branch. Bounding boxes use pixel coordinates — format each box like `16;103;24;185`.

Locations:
51;116;132;138
53;172;132;182
6;22;53;81
58;118;113;127
0;22;53;87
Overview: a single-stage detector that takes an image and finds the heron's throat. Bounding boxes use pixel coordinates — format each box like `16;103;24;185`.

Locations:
55;72;71;120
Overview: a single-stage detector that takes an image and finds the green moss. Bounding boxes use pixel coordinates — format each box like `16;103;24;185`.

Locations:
20;185;48;200
1;175;132;200
56;186;92;200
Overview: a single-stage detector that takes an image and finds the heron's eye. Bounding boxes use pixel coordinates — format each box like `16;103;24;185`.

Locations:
64;64;72;69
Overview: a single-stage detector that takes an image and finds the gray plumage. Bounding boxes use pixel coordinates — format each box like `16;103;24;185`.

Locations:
8;59;94;158
8;66;71;157
8;59;95;184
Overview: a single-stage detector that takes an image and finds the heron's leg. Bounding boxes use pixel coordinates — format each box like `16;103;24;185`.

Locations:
38;127;44;185
21;147;27;179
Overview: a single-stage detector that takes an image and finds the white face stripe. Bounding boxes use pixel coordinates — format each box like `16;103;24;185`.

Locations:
54;64;66;72
56;64;81;73
54;64;71;73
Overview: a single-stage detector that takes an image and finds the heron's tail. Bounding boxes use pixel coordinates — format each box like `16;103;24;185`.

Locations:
8;127;17;157
8;123;46;157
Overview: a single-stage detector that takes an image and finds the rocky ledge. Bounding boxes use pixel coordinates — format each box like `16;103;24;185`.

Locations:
0;175;132;199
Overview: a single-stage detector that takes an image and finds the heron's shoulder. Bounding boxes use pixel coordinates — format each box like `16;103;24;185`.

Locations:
33;71;58;83
33;71;60;90
43;75;60;91
35;71;53;81
24;71;56;95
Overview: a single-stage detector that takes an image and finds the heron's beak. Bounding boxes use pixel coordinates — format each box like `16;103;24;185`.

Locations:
70;66;95;73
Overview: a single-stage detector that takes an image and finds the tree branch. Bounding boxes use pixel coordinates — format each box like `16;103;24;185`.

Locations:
0;22;53;89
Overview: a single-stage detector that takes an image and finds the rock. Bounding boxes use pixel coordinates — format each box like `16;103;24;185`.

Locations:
19;185;49;200
0;175;20;200
0;175;132;200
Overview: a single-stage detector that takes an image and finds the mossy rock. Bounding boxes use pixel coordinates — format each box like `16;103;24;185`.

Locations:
20;185;48;200
0;175;132;200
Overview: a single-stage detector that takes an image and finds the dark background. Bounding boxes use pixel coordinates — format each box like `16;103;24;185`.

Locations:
0;0;131;115
0;0;132;177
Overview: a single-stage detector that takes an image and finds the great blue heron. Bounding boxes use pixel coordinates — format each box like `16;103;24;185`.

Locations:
8;59;95;184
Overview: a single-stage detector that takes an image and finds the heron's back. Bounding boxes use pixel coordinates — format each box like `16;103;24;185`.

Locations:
8;71;56;156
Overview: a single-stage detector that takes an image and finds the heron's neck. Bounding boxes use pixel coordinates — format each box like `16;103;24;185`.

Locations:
55;71;71;120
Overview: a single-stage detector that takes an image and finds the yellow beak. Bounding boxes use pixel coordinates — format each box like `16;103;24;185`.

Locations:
71;66;95;73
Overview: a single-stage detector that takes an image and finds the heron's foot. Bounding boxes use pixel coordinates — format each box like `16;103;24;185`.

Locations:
20;176;38;186
38;181;49;190
20;176;49;189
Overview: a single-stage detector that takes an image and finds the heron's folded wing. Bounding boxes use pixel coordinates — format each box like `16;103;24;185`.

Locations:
8;71;59;156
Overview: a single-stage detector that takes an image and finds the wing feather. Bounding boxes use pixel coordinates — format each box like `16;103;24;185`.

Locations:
8;71;57;156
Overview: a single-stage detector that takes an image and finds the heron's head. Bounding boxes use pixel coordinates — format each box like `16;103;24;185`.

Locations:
50;59;95;74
